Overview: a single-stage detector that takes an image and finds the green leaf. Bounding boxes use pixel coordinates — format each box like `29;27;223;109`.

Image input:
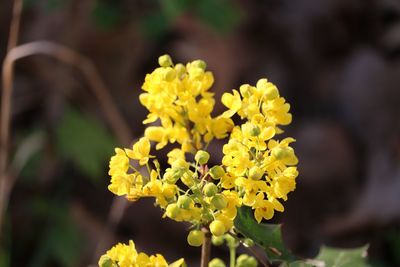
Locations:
91;0;122;30
141;11;171;40
194;0;242;34
234;206;297;262
56;107;116;182
315;245;370;267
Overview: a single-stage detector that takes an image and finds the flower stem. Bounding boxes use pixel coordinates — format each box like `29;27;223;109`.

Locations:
200;227;211;267
229;244;236;267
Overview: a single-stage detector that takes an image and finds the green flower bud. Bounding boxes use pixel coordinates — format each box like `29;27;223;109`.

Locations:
98;255;117;267
192;59;207;70
195;150;210;164
225;234;239;248
177;195;193;210
203;183;218;197
158;54;173;67
211;235;225;246
248;166;263;180
165;203;180;219
211;194;227;210
243;238;254;247
175;63;186;77
210;166;225;180
210;220;226;236
209;258;226;267
163;169;181;184
187;230;204;247
236;254;258;267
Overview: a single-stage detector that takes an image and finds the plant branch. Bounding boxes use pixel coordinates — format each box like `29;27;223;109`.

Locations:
0;41;133;242
200;226;211;267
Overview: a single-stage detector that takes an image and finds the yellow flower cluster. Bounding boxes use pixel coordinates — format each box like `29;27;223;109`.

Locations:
221;80;298;222
105;55;298;249
98;240;185;267
140;54;233;152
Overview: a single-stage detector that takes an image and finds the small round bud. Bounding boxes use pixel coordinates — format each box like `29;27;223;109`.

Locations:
158;54;173;67
210;166;225;180
177;195;193;209
189;67;204;79
248;166;263;180
98;255;116;267
211;235;225;246
165;203;180;219
187;230;204;247
210;220;226;236
203;183;218;197
175;63;186;77
192;59;207;70
195;150;210;164
211;194;227;210
225;235;239;248
209;258;226;267
243;238;254;247
236;254;258;267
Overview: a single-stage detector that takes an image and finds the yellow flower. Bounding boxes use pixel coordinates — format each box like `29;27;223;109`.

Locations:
125;137;152;165
221;90;242;118
99;240;185;267
253;193;285;223
108;148;129;177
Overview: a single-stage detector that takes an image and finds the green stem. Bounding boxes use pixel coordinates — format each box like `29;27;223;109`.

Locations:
229;244;236;267
200;227;211;267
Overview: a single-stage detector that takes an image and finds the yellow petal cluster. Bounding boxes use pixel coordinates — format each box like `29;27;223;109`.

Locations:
105;55;299;252
140;55;233;152
221;79;298;223
98;240;185;267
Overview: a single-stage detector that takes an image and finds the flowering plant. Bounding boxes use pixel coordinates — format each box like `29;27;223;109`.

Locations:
98;55;369;267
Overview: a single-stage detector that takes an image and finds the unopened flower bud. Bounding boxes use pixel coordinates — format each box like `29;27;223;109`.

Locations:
203;183;218;197
158;54;173;67
165;203;180;219
187;230;204;247
211;194;227;210
248;166;263;180
210;220;226;236
177;195;193;209
243;238;254;247
209;258;226;267
210;166;225;180
192;59;207;70
211;235;225;246
195;150;210;164
98;255;116;267
236;254;258;267
172;158;189;169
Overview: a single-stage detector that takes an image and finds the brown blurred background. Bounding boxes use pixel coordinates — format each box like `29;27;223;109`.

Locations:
1;0;400;266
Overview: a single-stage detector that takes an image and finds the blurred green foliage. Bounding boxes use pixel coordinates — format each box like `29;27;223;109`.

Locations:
29;198;84;267
56;107;116;182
